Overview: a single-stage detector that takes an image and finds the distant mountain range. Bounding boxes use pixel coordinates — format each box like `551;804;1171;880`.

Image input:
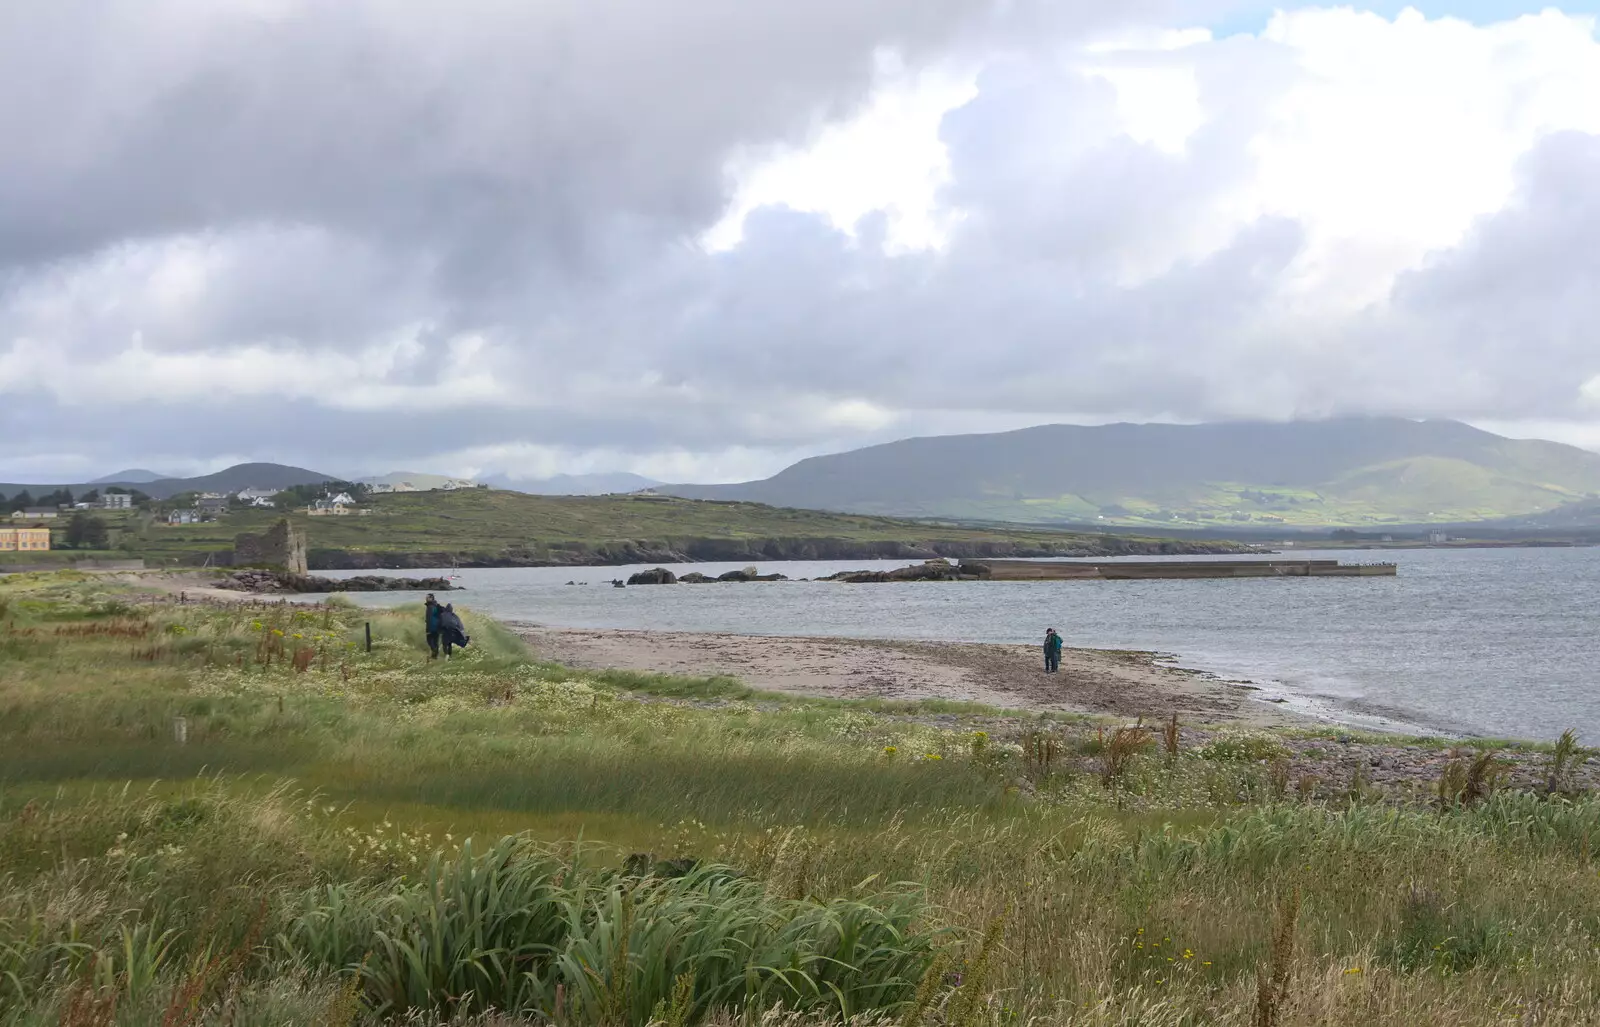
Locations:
1;463;663;503
482;472;662;496
662;418;1600;529
359;471;480;490
0;463;336;501
11;418;1600;529
89;469;171;484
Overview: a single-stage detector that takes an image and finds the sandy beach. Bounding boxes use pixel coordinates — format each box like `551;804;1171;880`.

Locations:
516;625;1303;727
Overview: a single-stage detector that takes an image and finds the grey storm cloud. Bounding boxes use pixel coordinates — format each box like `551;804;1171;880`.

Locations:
0;0;1139;280
1;0;1598;479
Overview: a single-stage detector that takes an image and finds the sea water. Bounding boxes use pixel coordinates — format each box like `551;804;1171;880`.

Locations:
315;547;1600;742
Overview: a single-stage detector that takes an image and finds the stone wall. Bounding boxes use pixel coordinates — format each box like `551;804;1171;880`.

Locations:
233;518;308;574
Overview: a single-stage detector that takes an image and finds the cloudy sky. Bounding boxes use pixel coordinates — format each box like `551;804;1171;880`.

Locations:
2;0;1599;484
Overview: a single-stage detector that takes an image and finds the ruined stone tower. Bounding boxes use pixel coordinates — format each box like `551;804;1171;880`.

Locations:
233;517;308;574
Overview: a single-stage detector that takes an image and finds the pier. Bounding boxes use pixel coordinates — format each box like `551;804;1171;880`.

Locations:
966;558;1397;580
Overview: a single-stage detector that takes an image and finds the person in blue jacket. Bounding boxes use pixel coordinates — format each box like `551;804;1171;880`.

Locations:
424;594;443;659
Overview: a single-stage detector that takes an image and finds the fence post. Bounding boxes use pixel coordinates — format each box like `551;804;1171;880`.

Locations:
173;717;188;745
365;622;372;652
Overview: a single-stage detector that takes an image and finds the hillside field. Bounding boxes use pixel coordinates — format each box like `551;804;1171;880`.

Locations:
6;489;1246;568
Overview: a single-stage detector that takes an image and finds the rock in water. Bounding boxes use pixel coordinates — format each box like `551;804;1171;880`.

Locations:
627;568;678;585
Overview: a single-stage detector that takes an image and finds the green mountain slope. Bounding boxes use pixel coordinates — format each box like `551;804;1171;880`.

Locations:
664;418;1600;528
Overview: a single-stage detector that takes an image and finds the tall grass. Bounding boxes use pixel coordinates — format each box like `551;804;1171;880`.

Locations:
6;576;1600;1024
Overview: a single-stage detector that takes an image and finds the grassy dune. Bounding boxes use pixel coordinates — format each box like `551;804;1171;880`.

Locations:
3;573;1600;1024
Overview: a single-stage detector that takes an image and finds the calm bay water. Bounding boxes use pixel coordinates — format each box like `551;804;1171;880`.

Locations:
319;547;1600;742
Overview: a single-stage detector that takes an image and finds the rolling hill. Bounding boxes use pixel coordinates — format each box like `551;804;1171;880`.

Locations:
35;488;1248;568
89;469;170;484
663;418;1600;528
0;462;336;501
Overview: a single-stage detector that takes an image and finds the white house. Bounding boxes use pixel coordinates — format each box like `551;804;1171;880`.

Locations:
235;488;280;503
168;510;200;525
327;492;356;506
101;493;133;510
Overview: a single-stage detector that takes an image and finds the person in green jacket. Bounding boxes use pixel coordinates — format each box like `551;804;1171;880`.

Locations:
1043;627;1063;673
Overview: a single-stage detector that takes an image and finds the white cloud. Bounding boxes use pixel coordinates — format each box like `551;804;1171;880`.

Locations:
704;50;979;253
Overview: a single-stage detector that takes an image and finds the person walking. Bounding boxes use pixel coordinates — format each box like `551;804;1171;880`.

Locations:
1043;627;1063;673
437;602;470;658
424;594;443;659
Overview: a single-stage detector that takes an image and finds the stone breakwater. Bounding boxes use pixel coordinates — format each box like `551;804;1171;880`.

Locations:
219;570;460;594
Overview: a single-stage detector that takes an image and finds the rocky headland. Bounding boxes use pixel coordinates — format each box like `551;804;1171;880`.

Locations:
294;535;1251;570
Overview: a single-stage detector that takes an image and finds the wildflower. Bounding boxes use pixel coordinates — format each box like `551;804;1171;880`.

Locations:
1202;961;1212;967
924;753;943;760
1343;967;1363;975
1182;949;1194;960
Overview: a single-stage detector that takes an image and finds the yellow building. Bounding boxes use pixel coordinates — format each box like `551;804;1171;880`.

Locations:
0;526;51;552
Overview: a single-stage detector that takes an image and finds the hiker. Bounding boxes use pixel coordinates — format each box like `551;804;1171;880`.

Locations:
1043;628;1063;673
424;594;443;659
437;603;471;657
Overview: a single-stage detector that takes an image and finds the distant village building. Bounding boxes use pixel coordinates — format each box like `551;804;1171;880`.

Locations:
12;507;59;520
196;497;230;517
167;510;201;525
101;493;133;510
365;477;476;494
235;488;281;504
307;493;358;516
0;526;50;552
1427;530;1448;544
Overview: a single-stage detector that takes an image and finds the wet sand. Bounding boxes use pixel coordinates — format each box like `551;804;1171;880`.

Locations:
515;625;1305;727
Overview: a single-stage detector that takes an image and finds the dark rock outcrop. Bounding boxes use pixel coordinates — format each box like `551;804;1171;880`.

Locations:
823;559;978;583
627;568;678;585
219;570;459;594
716;569;788;582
